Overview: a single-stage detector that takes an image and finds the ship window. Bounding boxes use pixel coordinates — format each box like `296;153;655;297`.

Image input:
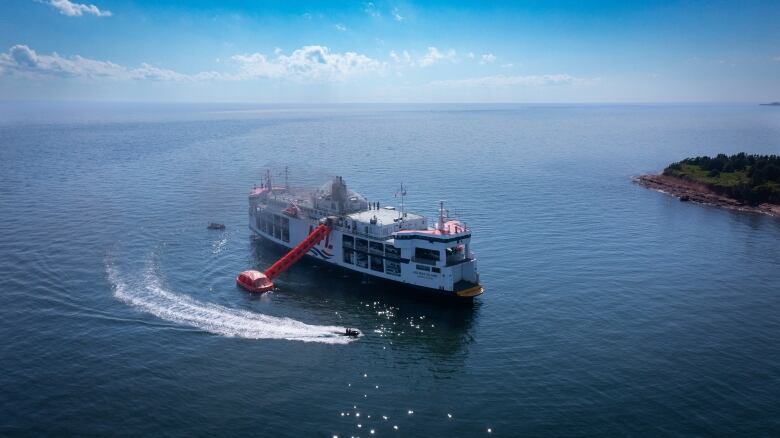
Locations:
259;212;271;234
416;264;431;272
281;217;290;242
342;235;354;248
415;247;440;260
356;251;368;268
273;215;282;239
355;238;368;253
414;247;440;265
445;245;466;266
385;245;400;259
370;255;384;272
432;267;441;273
369;241;383;255
344;248;354;264
385;261;401;276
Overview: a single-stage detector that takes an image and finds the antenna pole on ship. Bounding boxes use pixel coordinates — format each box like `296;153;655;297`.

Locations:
396;182;406;220
438;200;446;232
401;183;404;217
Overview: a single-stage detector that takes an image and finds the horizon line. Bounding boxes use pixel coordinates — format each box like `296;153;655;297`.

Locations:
1;99;775;106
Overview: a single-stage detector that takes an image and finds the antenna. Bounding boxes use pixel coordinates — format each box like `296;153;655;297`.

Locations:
438;200;446;232
284;166;289;190
395;183;407;220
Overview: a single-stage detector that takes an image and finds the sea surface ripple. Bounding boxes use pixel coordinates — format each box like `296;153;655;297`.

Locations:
1;103;779;436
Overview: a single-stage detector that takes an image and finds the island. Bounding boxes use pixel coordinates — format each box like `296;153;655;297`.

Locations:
635;153;780;217
760;102;780;106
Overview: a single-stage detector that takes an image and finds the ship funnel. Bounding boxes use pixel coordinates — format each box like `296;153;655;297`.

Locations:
331;176;348;213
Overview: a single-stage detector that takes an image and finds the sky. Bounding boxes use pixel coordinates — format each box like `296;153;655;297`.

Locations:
0;0;778;103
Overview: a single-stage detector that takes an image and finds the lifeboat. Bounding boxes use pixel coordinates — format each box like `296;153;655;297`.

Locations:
236;270;274;293
282;204;299;218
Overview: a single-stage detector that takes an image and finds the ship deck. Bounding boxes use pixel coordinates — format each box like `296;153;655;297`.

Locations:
346;208;424;224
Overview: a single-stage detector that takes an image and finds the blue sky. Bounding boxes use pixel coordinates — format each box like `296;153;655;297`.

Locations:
0;0;778;102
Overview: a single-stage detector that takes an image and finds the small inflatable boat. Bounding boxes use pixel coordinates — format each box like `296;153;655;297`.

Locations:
207;222;226;230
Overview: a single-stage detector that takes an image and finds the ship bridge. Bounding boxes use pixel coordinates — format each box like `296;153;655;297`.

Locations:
393;220;473;267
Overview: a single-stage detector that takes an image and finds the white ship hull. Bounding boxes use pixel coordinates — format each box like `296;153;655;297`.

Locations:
248;176;482;298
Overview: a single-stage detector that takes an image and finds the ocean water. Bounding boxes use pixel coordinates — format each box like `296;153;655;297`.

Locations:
1;102;779;436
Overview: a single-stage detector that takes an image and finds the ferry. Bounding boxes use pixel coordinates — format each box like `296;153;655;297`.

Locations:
247;172;482;299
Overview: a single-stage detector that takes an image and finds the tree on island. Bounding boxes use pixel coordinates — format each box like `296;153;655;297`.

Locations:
664;153;780;205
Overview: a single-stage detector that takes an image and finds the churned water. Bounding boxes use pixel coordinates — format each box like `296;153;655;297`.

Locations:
1;103;779;436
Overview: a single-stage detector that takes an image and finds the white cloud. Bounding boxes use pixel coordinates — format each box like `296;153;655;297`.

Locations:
8;44;556;88
231;45;383;81
389;50;411;64
47;0;111;17
363;2;380;18
480;54;496;65
392;8;404;22
430;74;586;88
0;44;194;80
388;47;459;68
335;23;347;31
0;44;383;83
500;63;514;68
467;52;475;59
419;47;456;67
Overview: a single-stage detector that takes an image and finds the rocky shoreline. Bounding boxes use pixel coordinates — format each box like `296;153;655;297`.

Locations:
634;174;780;218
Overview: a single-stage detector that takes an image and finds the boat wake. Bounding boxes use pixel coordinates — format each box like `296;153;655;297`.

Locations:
105;261;356;344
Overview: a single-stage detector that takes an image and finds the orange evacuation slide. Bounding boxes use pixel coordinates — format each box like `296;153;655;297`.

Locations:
236;223;332;293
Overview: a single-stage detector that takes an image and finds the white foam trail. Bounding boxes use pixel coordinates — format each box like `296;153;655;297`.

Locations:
106;263;356;344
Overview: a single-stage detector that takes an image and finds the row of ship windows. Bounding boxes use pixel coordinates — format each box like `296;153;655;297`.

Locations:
253;217;440;277
342;235;440;262
256;212;290;243
342;249;402;276
342;235;401;276
342;235;401;256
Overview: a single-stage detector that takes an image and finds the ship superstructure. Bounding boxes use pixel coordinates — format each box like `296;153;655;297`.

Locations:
248;172;482;298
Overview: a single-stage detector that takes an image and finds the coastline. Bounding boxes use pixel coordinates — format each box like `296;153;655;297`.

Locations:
634;174;780;218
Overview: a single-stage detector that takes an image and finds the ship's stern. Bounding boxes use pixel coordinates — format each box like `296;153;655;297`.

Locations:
451;258;483;298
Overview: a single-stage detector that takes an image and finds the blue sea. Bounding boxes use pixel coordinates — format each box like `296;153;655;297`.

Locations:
1;102;779;436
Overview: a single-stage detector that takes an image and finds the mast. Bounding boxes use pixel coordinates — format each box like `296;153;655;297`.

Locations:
438;200;445;232
396;183;406;219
